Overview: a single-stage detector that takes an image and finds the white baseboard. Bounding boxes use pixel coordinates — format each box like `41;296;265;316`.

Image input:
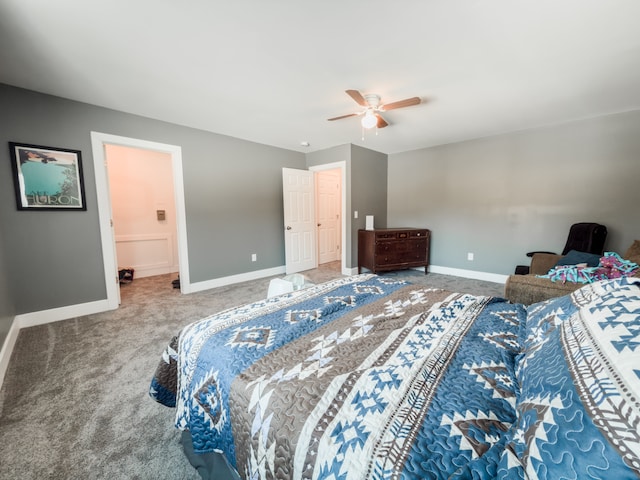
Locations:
14;299;115;329
133;266;179;279
427;265;508;284
187;266;286;294
356;265;507;284
0;299;115;392
343;266;359;276
0;317;20;392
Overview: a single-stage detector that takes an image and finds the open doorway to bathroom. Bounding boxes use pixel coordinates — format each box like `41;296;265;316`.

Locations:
104;145;179;290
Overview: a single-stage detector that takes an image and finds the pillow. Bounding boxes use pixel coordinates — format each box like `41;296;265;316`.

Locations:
622;241;640;277
624;239;640;264
499;277;640;479
554;249;601;267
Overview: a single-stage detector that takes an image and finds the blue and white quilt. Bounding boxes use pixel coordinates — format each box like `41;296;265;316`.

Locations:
150;274;640;479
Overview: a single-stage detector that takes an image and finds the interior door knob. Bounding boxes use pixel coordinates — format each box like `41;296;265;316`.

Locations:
286;226;292;230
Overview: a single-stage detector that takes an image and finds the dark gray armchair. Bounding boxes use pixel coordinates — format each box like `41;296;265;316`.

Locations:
515;222;607;275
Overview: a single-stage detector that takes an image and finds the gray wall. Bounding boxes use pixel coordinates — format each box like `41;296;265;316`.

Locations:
1;86;107;313
388;110;640;275
0;84;305;316
350;145;388;263
305;144;351;168
182;135;304;282
0;217;15;349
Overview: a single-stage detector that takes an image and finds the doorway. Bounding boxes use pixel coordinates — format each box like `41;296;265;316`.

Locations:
315;168;341;265
310;162;347;275
91;132;190;310
105;144;179;281
282;163;346;276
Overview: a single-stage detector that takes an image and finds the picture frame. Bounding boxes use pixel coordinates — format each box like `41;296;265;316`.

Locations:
9;142;87;211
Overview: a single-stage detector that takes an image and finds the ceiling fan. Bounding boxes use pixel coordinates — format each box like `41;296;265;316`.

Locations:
328;89;421;129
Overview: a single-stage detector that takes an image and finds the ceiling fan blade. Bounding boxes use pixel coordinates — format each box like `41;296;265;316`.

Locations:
381;96;421;111
345;89;367;106
327;113;359;121
376;113;388;128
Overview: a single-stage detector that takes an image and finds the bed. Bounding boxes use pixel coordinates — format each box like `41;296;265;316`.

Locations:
150;273;640;479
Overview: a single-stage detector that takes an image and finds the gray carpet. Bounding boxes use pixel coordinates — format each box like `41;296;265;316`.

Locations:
0;264;504;479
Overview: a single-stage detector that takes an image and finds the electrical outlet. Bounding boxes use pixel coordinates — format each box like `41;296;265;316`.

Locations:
354;210;358;219
251;253;257;262
467;252;474;261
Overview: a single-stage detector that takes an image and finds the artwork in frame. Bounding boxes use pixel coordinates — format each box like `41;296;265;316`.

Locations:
9;142;87;210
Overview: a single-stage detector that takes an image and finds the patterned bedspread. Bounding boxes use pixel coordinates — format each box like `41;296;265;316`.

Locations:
151;274;523;479
150;274;640;480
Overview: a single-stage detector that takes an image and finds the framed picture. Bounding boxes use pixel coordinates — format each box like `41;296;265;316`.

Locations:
9;142;87;210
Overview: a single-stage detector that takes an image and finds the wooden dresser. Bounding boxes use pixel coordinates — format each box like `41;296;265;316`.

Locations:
358;228;431;274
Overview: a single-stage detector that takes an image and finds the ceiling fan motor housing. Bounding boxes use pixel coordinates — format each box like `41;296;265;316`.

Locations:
364;94;381;108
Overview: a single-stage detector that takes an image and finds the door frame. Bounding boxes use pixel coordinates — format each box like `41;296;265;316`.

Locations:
309;161;347;275
91;132;190;309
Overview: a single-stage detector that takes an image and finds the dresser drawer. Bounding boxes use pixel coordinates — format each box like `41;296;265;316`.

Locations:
375;254;426;266
374;229;428;241
400;239;427;252
375;252;402;264
375;231;399;240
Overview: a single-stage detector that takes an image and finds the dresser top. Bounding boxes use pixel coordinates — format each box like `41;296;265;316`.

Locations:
359;228;428;232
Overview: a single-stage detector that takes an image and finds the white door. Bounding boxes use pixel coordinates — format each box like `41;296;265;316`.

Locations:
316;169;341;264
283;168;316;274
99;150;121;304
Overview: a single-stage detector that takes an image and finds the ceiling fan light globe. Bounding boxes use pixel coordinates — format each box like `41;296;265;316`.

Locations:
361;111;377;129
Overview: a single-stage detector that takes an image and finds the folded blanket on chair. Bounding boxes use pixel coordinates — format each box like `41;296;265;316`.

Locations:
540;251;638;284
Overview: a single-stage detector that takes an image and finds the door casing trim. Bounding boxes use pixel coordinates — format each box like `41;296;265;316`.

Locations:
91;132;190;309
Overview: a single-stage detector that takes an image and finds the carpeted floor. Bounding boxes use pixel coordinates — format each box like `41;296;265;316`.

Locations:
0;264;504;479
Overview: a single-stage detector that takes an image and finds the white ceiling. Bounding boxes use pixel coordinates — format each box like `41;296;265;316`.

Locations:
1;0;640;154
